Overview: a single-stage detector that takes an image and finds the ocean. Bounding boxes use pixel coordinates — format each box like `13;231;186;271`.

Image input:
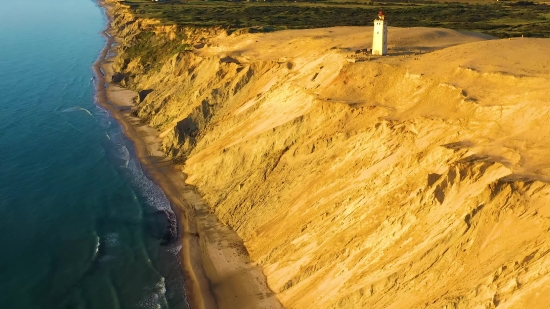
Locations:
0;0;187;308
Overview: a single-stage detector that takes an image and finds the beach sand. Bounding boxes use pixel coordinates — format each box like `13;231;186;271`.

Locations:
94;2;283;309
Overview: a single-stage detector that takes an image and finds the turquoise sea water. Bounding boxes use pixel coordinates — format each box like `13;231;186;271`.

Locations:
0;1;187;308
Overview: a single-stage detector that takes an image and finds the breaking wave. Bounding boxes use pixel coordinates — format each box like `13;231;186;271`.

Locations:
92;234;100;261
137;277;168;309
59;106;93;116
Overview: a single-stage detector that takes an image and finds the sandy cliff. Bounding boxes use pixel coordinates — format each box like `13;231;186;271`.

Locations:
107;2;550;307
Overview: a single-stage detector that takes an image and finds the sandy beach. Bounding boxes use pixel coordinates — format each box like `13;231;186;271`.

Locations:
94;2;283;309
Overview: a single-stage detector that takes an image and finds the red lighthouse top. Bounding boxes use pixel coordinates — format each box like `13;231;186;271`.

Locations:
378;10;385;20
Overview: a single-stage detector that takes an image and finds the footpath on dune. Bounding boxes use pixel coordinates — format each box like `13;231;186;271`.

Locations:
104;1;550;308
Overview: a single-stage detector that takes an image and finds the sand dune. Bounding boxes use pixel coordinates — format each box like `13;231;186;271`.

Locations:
107;7;550;307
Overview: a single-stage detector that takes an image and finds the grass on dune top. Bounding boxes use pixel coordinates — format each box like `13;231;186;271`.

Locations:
120;0;550;38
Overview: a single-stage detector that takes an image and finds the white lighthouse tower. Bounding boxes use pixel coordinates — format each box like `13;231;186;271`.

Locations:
372;11;388;56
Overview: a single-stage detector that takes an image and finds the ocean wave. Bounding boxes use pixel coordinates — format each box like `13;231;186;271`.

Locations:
127;159;173;213
104;233;120;247
98;113;173;213
94;105;112;128
93;234;100;260
137;277;167;309
167;242;183;255
155;277;167;295
114;144;130;167
92;233;117;264
59;106;93;117
113;137;173;213
98;117;112;128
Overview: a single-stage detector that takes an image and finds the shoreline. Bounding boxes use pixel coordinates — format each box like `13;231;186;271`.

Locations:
93;2;212;309
94;2;283;309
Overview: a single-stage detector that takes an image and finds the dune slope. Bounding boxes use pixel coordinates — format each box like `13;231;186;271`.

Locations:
110;8;550;308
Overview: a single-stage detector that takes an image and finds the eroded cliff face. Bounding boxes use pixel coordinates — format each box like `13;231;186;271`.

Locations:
107;5;550;307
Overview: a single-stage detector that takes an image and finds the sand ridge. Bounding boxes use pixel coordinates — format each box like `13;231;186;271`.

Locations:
198;26;493;63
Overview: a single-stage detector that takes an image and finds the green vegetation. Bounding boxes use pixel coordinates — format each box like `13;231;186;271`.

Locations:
122;30;190;71
120;0;550;37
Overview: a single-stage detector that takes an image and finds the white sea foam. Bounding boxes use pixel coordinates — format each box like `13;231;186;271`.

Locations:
168;243;183;255
93;235;100;259
94;105;112;128
137;277;167;309
95;105;110;117
157;277;167;295
137;291;163;309
114;145;130;166
99;103;174;219
108;128;172;212
60;106;93;116
121;148;173;213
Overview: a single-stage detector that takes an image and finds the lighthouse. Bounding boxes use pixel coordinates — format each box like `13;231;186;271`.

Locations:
372;11;388;56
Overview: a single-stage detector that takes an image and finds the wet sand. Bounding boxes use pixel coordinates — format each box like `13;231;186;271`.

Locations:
94;2;283;309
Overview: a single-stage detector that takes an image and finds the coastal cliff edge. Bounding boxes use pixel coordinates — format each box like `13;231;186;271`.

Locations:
100;1;550;308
